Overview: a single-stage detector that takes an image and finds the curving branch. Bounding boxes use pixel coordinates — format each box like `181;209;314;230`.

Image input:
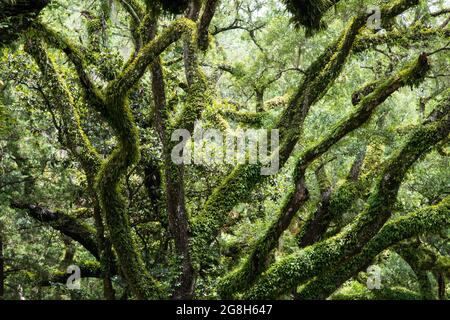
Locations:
23;35;118;300
244;93;450;299
194;0;420;278
11;202;99;260
32;23;106;110
109;18;197;99
0;0;50;46
85;17;204;300
23;36;102;180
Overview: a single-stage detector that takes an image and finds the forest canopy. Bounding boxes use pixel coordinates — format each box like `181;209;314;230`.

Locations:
0;0;449;300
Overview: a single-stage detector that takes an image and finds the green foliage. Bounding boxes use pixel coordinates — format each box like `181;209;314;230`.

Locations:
281;0;336;33
0;0;449;301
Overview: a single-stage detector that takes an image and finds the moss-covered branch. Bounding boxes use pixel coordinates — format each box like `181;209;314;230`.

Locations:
39;260;104;286
11;202;99;260
396;242;450;277
110;18;197;99
297;169;373;246
35;14;202;301
353;26;450;53
23;37;102;180
32;23;106;110
86;19;202;302
243;98;450;299
194;3;366;270
94;79;162;299
218;52;430;298
27;15;186;301
193;0;421;276
23;35;117;300
118;0;147;53
296;163;333;247
166;20;212;298
296;197;450;300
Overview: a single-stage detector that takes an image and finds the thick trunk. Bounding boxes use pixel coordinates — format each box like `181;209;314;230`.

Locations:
150;23;195;299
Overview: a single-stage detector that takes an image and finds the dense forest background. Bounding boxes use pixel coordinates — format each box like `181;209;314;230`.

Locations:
0;0;449;300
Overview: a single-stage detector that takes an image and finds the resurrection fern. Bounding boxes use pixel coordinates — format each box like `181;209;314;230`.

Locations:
281;0;337;34
0;0;50;46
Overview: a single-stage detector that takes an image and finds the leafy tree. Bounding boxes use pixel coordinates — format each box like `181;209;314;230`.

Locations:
0;0;449;300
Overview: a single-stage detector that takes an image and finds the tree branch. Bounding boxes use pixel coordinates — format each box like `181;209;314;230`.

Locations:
11;202;99;260
297;197;450;300
244;93;450;299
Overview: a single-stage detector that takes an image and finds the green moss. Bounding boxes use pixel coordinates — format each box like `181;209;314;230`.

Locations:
221;52;431;298
89;18;200;300
243;106;450;299
24;37;102;181
330;282;421;300
297;196;450;300
354;25;449;53
194;9;367;277
218;184;306;298
111;18;196;99
192;164;263;267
